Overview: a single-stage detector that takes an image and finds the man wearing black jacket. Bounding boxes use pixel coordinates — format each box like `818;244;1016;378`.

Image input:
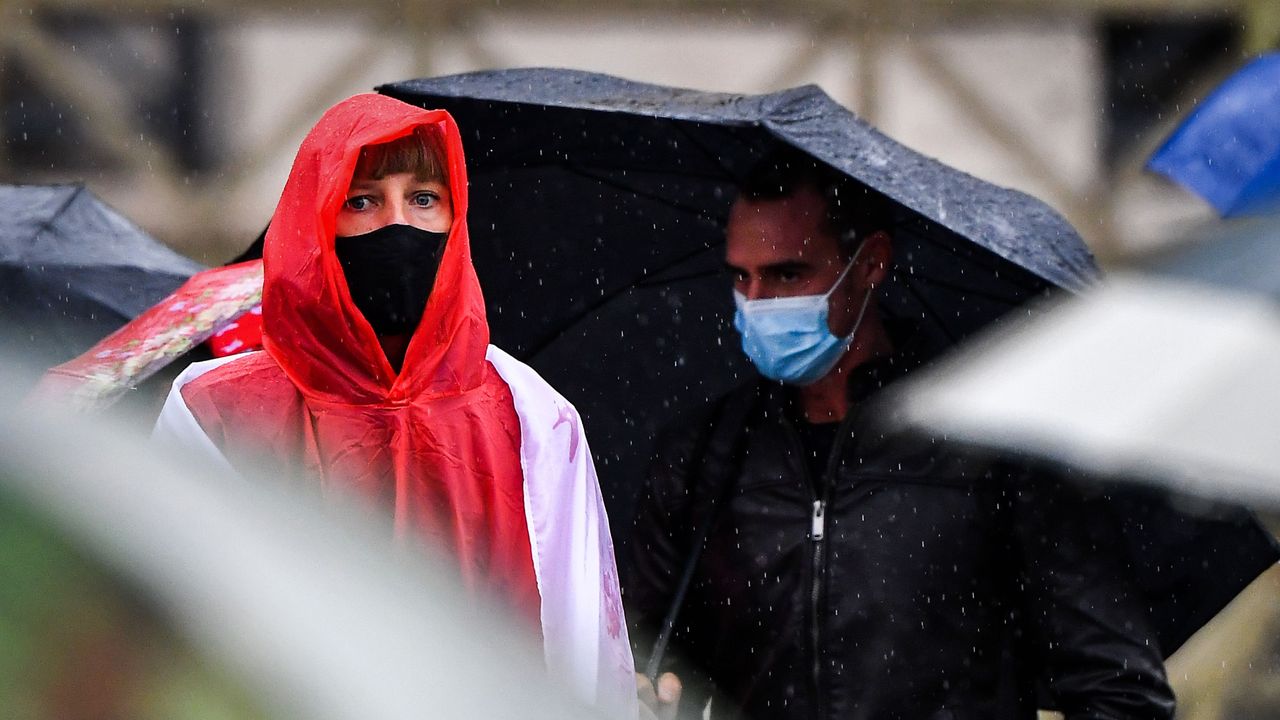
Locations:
627;148;1176;720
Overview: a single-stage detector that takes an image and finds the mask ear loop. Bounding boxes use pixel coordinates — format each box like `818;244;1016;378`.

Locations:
843;282;875;344
829;238;875;343
824;234;868;299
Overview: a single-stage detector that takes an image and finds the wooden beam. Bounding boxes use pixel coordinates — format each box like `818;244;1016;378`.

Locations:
855;0;885;124
179;28;397;236
446;10;511;71
8;0;1250;25
760;10;855;91
0;10;181;179
1243;0;1280;52
906;41;1112;257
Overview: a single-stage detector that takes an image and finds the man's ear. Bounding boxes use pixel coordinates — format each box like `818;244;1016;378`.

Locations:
861;231;893;287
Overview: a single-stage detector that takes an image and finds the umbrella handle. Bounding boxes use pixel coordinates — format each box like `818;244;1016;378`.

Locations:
643;387;756;684
644;522;712;682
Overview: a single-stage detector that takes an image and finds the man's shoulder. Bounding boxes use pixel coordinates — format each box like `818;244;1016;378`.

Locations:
651;377;767;472
672;376;766;434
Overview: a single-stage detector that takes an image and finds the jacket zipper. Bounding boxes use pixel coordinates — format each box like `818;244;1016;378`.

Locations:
782;417;833;720
811;499;826;540
786;410;858;720
809;498;826;720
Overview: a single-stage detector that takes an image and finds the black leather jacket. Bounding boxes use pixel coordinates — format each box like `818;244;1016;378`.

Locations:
626;366;1176;720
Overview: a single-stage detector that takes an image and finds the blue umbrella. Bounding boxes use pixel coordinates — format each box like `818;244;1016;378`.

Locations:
1147;53;1280;217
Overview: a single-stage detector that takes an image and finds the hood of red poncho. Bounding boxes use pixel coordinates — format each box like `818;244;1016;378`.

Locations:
261;93;485;405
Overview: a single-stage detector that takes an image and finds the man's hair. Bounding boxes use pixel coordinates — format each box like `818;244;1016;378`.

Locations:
353;126;448;182
739;145;893;256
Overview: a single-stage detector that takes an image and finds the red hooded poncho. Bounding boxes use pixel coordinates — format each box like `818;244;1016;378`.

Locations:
176;94;540;622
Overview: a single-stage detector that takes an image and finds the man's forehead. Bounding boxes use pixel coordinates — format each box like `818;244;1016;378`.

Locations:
730;185;825;220
726;188;839;261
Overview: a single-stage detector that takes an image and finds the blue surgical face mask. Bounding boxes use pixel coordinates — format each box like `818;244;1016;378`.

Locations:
733;242;874;386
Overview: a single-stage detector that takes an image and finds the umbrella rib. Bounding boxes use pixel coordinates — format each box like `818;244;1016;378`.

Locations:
899;223;1005;276
564;164;727;226
897;224;1048;296
471;156;740;185
565;162;739;186
634;268;722;288
897;276;963;347
890;269;1030;307
472;160;731;226
473;156;742;181
29;186;85;246
667;121;758;181
521;243;724;361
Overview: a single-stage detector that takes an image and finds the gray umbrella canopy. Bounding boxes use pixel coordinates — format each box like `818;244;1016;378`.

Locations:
0;183;204;369
380;68;1096;540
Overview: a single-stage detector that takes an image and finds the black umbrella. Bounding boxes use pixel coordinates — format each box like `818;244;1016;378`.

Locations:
380;69;1275;662
0;183;204;372
380;68;1096;537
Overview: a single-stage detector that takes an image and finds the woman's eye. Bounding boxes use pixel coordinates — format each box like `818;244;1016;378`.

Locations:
344;196;372;211
411;192;437;208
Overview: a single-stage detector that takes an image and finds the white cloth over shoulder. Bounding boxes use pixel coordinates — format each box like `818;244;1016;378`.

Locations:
151;353;247;475
486;346;637;719
154;349;637;718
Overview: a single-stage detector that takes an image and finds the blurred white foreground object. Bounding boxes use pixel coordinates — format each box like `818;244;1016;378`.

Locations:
892;274;1280;507
3;377;604;720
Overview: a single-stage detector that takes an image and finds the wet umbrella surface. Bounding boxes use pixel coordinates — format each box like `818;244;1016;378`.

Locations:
0;184;203;372
379;68;1096;549
382;69;1276;660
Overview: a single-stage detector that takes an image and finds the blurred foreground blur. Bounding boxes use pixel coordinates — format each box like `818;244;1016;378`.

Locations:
890;214;1280;720
0;353;599;720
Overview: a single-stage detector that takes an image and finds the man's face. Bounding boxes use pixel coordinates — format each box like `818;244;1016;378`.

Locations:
335;171;453;237
725;185;865;337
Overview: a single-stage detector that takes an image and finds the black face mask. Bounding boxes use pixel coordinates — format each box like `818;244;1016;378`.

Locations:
334;224;447;336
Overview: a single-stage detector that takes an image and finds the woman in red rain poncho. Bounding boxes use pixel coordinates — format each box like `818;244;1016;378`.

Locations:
152;94;635;717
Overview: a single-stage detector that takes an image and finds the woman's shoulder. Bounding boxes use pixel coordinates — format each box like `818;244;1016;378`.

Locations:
483;345;571;410
180;351;285;395
179;351;299;423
